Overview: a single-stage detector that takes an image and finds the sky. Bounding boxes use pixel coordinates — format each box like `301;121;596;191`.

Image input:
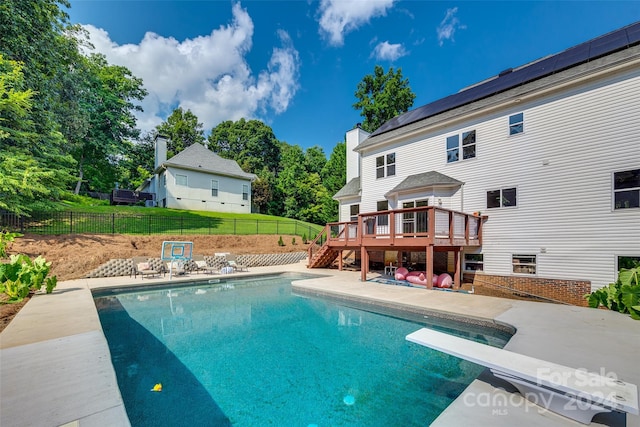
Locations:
66;1;640;155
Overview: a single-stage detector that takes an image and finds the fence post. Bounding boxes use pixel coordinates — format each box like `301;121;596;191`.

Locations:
180;217;183;235
256;219;259;234
148;216;152;235
69;211;73;234
234;219;237;235
276;221;279;235
112;213;115;234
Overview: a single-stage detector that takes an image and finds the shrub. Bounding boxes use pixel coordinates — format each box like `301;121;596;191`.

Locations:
292;237;296;245
0;231;22;259
585;267;640;320
278;236;284;246
0;254;58;303
302;233;308;244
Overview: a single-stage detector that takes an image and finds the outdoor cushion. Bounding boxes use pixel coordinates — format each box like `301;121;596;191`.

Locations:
137;262;151;271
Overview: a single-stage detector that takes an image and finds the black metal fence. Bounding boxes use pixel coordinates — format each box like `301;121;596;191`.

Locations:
0;211;322;238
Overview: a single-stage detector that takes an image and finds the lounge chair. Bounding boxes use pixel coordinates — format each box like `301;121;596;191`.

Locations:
225;254;248;272
192;254;218;274
132;256;162;279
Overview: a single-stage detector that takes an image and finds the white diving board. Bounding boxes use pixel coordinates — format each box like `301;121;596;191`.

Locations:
406;328;639;425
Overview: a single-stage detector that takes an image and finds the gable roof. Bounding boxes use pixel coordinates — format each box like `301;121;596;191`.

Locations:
385;171;463;197
160;143;256;181
366;21;640;144
333;177;361;200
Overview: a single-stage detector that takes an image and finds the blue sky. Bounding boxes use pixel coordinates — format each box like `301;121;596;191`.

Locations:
67;1;640;155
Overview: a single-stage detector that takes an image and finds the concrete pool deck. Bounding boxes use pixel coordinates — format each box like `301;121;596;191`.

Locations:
1;262;638;427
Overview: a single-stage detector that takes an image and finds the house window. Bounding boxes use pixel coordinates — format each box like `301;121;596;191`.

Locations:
402;199;429;233
377;200;389;226
376;153;396;178
509;113;524;135
614;169;640;209
487;187;517;209
242;184;249;201
462;130;476;160
162;174;166;187
446;135;459;163
447;130;476;163
464;254;484;271
211;180;219;197
175;174;187;187
350;204;359;221
512;254;536;275
618;256;640;270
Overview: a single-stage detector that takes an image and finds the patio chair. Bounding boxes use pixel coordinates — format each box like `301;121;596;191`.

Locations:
132;256;162;279
192;254;219;274
225;254;248;272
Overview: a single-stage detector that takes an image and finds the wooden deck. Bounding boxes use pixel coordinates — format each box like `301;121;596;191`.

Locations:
308;206;484;288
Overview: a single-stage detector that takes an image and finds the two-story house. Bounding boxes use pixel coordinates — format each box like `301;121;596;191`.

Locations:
321;22;640;305
140;135;256;213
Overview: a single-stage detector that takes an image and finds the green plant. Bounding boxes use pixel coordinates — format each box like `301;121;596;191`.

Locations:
0;254;58;303
302;233;308;244
291;237;296;245
0;231;22;258
585;267;640;320
278;236;285;246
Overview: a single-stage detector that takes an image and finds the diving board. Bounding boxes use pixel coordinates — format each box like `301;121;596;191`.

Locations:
406;328;639;424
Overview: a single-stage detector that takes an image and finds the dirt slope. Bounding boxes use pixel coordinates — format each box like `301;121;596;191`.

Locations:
8;233;308;281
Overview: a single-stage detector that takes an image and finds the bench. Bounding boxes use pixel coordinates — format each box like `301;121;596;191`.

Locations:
406;328;639;424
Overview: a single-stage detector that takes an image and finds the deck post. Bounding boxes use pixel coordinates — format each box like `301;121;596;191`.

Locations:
426;245;434;289
338;250;343;271
453;248;461;289
360;247;368;281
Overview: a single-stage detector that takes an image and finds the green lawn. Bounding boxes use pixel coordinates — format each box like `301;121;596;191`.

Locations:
14;199;325;238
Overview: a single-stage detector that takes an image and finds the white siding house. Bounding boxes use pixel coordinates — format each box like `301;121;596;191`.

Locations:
334;23;640;294
141;137;256;213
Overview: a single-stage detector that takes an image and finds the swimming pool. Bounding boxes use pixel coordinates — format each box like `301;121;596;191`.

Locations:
94;273;511;426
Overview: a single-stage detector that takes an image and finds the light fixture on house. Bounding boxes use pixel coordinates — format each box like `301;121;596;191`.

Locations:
438;198;442;206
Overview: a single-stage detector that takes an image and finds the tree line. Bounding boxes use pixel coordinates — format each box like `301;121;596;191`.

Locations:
0;0;415;224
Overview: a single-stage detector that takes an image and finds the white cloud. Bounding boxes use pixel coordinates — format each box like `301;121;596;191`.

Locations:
318;0;395;46
371;41;408;61
80;3;300;134
436;7;466;46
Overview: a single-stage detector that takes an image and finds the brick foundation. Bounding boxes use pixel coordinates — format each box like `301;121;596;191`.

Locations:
466;272;590;306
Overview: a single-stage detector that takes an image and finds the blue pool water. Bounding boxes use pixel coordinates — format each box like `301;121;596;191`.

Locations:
94;274;511;426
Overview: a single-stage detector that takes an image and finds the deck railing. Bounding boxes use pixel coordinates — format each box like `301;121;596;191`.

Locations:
319;206;482;248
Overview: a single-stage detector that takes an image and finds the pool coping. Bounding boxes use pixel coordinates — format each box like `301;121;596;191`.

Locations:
1;263;638;427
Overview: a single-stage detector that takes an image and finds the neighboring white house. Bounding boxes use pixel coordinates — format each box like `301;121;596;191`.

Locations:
139;136;256;213
334;22;640;297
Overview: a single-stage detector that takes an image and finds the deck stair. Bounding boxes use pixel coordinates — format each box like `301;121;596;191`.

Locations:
307;243;340;268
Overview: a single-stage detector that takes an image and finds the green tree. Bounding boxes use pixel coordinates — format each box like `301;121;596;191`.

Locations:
71;54;147;193
304;145;327;176
155;107;205;158
0;0;79;188
321;142;346;195
353;65;416;133
0;55;73;214
208;119;281;174
117;131;155;190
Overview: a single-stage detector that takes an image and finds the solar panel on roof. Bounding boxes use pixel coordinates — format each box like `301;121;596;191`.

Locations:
589;30;630;59
552;44;590;72
369;22;640;139
628;23;640;44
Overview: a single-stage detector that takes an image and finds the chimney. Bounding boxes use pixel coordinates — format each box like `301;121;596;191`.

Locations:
345;126;370;182
154;134;168;170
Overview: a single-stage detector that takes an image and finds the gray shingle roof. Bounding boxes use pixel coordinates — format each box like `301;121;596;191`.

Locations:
162;143;256;180
333;177;361;200
386;171;463;196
